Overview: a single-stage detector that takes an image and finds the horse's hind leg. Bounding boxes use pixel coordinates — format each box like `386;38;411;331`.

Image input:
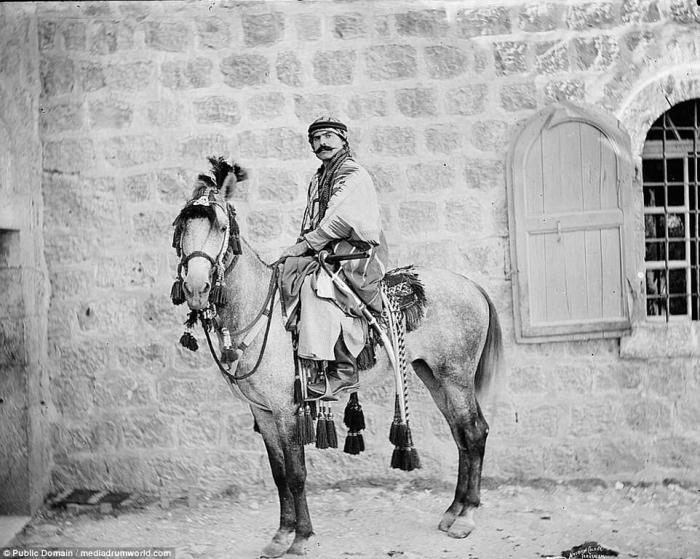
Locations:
440;401;489;539
253;409;296;558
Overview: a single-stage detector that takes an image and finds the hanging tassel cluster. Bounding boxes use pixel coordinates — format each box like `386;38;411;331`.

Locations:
220;327;237;363
294;404;316;446
211;278;228;307
180;331;198;352
315;404;338;450
171;278;185;305
343;392;366;455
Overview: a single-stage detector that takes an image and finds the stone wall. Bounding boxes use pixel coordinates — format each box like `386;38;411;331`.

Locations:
0;3;50;514
33;0;700;498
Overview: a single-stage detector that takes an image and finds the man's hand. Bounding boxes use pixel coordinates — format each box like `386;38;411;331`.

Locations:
280;240;310;259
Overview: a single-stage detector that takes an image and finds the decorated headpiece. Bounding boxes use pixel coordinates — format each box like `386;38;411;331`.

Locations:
307;116;348;144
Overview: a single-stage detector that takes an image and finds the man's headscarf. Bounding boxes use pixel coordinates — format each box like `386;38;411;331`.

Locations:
307;116;348;144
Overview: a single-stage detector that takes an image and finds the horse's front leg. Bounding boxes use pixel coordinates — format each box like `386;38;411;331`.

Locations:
280;419;314;555
253;409;296;558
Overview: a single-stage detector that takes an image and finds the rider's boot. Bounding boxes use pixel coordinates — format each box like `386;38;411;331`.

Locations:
307;335;359;400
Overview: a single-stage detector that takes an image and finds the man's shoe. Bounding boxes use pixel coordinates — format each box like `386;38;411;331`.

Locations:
306;368;359;401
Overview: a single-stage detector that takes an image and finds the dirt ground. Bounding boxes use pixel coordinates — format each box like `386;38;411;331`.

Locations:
8;478;700;559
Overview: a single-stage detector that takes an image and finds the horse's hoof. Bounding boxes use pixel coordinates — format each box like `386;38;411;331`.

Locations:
446;516;476;539
287;534;315;556
260;530;294;558
438;513;457;532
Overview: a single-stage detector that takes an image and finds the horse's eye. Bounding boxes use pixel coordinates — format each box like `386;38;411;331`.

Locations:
220;224;227;233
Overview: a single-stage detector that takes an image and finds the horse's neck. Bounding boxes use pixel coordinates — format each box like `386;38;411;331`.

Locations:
222;240;272;330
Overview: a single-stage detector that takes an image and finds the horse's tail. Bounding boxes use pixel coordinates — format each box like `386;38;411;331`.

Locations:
473;284;504;404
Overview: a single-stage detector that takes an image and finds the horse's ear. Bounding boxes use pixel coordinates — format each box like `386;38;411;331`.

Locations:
223;164;248;200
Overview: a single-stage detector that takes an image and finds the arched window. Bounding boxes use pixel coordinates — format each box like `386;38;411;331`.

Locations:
642;99;700;320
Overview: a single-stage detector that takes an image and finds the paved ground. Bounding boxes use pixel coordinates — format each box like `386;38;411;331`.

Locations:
7;478;700;559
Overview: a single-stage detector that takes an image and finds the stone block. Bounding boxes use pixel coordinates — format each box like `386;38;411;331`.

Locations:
116;342;171;374
346;91;387;119
146;98;185;128
162;58;213;90
424;45;468;79
145;21;191;52
570;400;621;437
39;101;84;133
406;162;454;192
333;13;366;39
445;84;488;115
668;0;700;23
117;3;152;19
158;377;215;408
60;21;86;51
76;296;144;335
123;412;174;449
93;420;122;451
88;97;133;129
193;96;241;125
276;51;302;87
132;209;176;246
464;158;505;191
573;36;620;71
95;252;160;290
256;168;301;203
626;399;672;432
242;12;284;46
155;167;196;205
395;9;448;37
366;164;404;193
654;436;700;470
246;210;284;243
76;60;105;92
104;61;156;91
624;30;656;53
500;82;538;111
445;197;483;234
48;268;93;302
677;396;700;431
566;3;618;30
221;54;270;88
0;318;24;365
40;55;75;97
104;135;163;168
621;0;661;23
178;133;230;162
424;124;461;153
370;126;416;156
237;128;307;160
246;92;286;120
43;139;95;173
177;411;222;448
518;3;562;31
294;93;340;122
313;50;356;85
544;79;585;102
470;120;510;152
51;377;95;418
87;21;135;54
95;372;153;409
39;20;56;51
50;424;96;456
396;88;437;117
365;45;417;81
195;16;233;50
398;201;439;235
535;41;569;74
494;41;528;76
295;14;321;41
456;7;511;37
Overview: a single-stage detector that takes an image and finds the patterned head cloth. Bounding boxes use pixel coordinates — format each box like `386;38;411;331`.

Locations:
307;116;348;144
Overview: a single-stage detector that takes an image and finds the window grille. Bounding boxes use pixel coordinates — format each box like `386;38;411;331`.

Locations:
642;99;700;320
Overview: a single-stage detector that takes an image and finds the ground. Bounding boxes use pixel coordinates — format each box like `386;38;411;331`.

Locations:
9;478;700;559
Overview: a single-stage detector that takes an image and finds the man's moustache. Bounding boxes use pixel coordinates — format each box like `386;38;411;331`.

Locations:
315;146;333;153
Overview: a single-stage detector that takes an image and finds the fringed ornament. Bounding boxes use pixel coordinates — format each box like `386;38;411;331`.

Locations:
293;378;303;406
179;331;198;352
326;407;338;449
343;392;365;432
211;279;228;307
220;327;237;363
343;432;365;455
389;394;402;446
171;279;186;305
315;407;329;449
303;404;315;444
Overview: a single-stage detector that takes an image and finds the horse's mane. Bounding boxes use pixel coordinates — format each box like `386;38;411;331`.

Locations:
192;156;248;199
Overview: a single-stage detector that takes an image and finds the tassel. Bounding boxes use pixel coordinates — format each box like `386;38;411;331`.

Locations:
179;331;198;352
315;407;328;449
294;408;305;445
211;280;228;307
344;392;365;432
171;279;185;305
303;404;315;444
343;432;365;455
220;327;237;363
326;407;338;449
293;378;303;405
356;341;376;371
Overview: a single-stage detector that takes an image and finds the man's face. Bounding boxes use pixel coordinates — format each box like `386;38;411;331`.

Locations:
311;130;345;162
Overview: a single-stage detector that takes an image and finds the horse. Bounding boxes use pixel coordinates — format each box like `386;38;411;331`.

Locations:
171;157;504;557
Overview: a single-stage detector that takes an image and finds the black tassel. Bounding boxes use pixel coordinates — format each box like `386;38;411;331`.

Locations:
343;432;365;455
211;281;228;307
185;310;199;328
221;347;237;363
344;392;366;432
304;404;315;444
179;331;198;352
315;408;328;449
356;342;376;371
294;408;305;445
171;279;185;305
326;408;338;449
293;378;303;406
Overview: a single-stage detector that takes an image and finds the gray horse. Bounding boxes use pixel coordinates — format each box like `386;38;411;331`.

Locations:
172;159;504;557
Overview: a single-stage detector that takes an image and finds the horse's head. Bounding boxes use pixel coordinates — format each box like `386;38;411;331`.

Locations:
171;156;246;311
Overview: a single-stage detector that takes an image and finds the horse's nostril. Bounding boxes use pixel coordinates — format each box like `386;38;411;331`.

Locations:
183;282;193;296
203;282;211;293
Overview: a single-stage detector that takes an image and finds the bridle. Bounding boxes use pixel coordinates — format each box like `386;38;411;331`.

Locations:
172;186;279;383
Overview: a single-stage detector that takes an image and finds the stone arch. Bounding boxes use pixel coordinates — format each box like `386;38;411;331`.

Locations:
617;64;700;156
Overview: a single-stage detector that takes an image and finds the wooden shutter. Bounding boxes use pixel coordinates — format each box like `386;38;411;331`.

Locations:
507;102;635;342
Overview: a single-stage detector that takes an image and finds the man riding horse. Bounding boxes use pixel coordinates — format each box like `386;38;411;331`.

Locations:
279;116;388;399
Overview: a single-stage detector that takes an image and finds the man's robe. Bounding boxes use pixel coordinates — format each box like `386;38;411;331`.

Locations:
282;157;388;361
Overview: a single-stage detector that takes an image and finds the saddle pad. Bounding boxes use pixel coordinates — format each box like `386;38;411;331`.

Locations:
382;266;426;332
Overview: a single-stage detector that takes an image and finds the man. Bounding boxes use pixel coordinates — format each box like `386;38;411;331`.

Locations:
280;116;388;398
